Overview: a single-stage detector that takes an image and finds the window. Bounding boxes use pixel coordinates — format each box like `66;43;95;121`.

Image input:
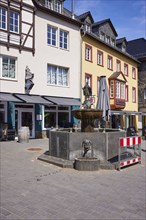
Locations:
124;63;128;76
125;85;128;101
100;32;105;41
47;64;69;86
47;25;57;46
111;39;115;46
0;7;7;30
45;0;62;13
9;11;19;33
43;105;70;129
0;8;19;33
132;87;136;103
97;50;103;66
0;56;16;79
132;67;136;79
107;55;113;70
116;81;120;98
0;102;7;126
60;30;68;49
144;88;146;99
85;44;92;61
116;59;121;72
105;35;110;44
85;73;92;88
85;23;91;33
110;80;114;98
121;82;125;99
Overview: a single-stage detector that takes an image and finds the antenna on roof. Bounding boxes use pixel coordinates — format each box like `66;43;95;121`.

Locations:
71;0;75;19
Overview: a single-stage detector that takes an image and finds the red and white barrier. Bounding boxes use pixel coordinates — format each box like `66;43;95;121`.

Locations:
120;136;141;147
118;136;141;170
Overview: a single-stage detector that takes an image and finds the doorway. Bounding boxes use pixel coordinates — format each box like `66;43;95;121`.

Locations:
15;106;35;138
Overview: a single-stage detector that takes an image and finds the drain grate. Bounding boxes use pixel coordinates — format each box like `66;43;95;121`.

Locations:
27;148;42;151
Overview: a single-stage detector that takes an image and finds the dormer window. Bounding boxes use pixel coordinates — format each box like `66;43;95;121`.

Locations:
84;23;91;33
105;35;110;44
122;44;126;52
45;0;62;13
111;39;115;46
100;32;105;41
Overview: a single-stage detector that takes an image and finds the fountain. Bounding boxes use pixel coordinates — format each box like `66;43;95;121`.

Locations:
38;81;126;170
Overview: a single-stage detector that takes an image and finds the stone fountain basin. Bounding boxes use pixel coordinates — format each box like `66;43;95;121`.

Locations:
74;157;100;171
72;109;102;119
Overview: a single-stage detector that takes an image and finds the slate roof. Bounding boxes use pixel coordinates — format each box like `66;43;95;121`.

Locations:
76;11;94;23
116;37;127;45
127;38;146;59
92;19;118;37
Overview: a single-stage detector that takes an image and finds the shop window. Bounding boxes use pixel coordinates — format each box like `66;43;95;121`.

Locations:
43;105;70;129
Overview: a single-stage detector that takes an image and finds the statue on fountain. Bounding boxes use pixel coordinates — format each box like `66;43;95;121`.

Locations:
82;82;92;109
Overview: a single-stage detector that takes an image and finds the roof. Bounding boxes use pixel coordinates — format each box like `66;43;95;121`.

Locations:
84;32;139;64
127;38;146;59
32;0;82;27
92;19;118;37
77;11;94;24
109;71;127;82
116;37;127;45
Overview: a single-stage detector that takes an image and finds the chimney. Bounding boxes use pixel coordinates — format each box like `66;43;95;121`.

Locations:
71;0;75;19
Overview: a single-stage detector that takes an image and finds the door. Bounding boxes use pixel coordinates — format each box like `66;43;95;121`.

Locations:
19;109;34;138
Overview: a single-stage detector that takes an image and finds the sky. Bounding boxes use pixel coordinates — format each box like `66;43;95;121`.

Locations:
64;0;146;41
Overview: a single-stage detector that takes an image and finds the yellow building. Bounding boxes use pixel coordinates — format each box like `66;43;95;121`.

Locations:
78;13;139;131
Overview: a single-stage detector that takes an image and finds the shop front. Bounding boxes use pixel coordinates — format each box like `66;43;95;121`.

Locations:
0;93;81;139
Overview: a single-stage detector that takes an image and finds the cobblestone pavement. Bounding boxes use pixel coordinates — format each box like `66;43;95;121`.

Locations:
0;138;146;220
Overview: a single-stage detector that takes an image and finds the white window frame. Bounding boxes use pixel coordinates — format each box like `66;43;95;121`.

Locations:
116;81;120;98
97;50;103;66
107;55;112;69
121;82;125;99
116;59;121;72
47;25;57;47
85;45;92;61
0;7;7;30
0;56;17;80
9;10;19;33
85;74;92;87
54;0;62;13
47;64;69;87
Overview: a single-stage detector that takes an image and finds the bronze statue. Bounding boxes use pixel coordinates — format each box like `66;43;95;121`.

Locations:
83;82;92;97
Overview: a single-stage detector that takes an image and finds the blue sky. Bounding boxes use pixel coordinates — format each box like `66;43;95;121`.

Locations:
64;0;146;41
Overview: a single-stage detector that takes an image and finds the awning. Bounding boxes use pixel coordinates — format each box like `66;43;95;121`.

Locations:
14;94;53;104
43;96;81;106
0;93;22;102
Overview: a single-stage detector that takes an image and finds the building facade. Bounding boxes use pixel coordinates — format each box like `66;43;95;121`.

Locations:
77;12;139;130
0;0;82;138
127;38;146;130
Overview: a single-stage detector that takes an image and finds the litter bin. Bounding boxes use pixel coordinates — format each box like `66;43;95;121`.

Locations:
142;126;146;140
18;127;30;143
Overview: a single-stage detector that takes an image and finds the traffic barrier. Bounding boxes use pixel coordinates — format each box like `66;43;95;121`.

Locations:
118;136;141;171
